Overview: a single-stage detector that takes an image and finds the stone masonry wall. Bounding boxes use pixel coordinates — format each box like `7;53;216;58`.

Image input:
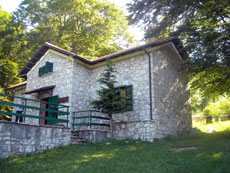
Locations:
0;120;71;159
89;54;151;123
71;43;191;141
87;54;154;140
25;50;74;126
152;44;192;138
70;63;91;128
27;50;74;97
70;54;151;131
113;120;156;142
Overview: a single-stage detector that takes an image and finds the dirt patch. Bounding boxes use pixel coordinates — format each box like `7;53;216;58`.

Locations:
171;146;198;152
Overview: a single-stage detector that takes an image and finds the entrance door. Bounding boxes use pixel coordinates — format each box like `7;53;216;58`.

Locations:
40;97;49;125
40;95;58;125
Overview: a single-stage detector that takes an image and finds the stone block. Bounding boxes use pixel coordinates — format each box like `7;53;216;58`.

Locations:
11;125;25;139
0;124;3;132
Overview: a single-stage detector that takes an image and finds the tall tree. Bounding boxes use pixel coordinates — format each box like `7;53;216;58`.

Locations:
0;7;27;89
15;0;134;59
128;0;230;97
90;59;126;137
0;7;24;119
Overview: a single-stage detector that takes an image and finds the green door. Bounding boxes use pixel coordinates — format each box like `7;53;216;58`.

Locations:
48;95;58;124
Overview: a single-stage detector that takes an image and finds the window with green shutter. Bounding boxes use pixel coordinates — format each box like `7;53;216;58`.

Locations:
116;85;133;112
38;61;53;77
39;66;44;77
45;61;53;73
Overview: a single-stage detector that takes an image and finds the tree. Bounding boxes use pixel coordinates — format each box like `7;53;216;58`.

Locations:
15;0;134;59
0;91;13;121
0;7;27;89
128;0;230;97
203;95;230;116
191;88;209;113
90;59;125;137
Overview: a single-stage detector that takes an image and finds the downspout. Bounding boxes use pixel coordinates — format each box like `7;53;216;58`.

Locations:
143;49;153;120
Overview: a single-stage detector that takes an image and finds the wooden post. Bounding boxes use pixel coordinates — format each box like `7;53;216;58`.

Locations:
206;116;212;124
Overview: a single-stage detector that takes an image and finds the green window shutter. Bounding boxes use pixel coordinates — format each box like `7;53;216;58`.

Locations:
39;67;44;77
44;66;48;74
48;95;59;124
49;95;58;105
125;85;133;111
38;62;53;77
46;62;53;73
115;85;133;112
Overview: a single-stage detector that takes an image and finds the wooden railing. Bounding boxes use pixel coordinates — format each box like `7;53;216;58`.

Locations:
192;115;230;124
0;93;69;127
72;110;110;130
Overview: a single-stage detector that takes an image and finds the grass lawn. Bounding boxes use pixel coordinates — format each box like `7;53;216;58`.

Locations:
193;120;230;132
1;122;230;173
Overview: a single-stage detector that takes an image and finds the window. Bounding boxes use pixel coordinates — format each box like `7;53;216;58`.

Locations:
39;62;53;77
116;85;133;111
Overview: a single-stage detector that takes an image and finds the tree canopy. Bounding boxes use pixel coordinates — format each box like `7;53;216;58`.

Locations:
15;0;134;59
0;7;26;89
128;0;230;97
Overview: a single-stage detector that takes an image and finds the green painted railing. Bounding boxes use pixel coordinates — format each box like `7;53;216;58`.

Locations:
72;110;110;130
0;93;69;127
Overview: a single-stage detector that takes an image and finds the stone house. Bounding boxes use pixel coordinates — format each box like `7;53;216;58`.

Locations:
9;38;192;142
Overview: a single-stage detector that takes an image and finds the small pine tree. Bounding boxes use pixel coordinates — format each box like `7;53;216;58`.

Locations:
90;59;125;137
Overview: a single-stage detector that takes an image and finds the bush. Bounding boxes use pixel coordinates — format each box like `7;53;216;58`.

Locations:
0;89;13;121
203;108;211;116
202;96;230;116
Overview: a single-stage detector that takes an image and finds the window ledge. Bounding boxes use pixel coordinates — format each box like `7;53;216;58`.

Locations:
40;72;54;78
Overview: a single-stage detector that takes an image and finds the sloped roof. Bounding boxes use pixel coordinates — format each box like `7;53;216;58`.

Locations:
18;37;184;78
6;81;27;90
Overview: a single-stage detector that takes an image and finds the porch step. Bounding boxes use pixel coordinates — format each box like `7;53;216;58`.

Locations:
71;131;87;144
71;136;86;144
71;130;109;143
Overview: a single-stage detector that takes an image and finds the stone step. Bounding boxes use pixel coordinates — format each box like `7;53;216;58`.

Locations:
71;140;86;144
70;132;87;144
71;136;84;140
71;134;81;137
71;130;109;143
71;138;86;144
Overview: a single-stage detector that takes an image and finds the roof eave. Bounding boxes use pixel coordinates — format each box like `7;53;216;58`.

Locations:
17;37;186;78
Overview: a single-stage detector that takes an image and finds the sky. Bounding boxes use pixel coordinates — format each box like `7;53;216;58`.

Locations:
0;0;144;42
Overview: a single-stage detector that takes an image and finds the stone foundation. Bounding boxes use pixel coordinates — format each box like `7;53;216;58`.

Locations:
113;120;156;142
71;119;186;143
0;120;71;159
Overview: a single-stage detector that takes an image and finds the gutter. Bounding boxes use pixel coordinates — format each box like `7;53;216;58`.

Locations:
143;49;153;120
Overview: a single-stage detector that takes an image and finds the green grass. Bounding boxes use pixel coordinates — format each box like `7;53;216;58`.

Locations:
193;120;230;132
1;129;230;173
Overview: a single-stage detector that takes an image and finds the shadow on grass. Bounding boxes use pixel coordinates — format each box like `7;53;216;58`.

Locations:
1;131;230;173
